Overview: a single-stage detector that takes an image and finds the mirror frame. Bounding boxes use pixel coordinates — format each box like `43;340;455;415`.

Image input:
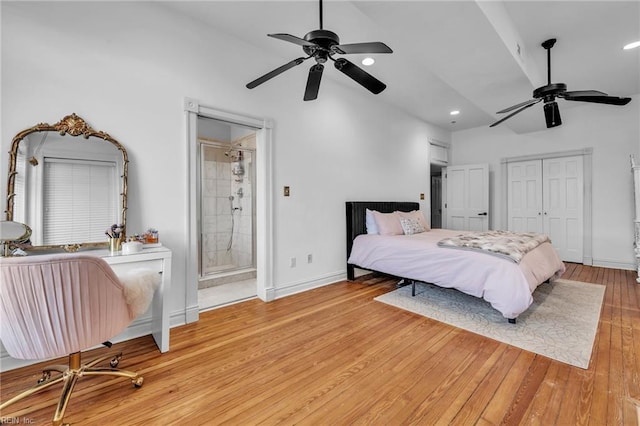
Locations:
4;113;129;252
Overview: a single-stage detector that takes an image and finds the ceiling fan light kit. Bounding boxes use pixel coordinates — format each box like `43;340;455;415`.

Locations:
246;0;392;101
543;101;562;128
490;38;632;129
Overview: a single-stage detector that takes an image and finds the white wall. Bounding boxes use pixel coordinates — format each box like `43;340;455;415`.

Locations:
451;98;640;269
1;2;449;325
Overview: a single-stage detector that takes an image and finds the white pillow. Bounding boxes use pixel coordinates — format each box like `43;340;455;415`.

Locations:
365;209;379;234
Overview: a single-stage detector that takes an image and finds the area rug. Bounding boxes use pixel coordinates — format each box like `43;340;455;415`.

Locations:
374;279;605;369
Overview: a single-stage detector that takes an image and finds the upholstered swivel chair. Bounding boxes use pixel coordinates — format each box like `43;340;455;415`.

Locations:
0;253;160;426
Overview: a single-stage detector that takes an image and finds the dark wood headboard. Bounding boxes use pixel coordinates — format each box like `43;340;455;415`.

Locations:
345;201;420;280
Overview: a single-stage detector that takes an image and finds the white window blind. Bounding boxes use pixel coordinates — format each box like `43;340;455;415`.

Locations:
43;158;118;244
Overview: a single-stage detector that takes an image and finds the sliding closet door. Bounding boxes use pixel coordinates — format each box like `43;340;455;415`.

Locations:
543;155;583;262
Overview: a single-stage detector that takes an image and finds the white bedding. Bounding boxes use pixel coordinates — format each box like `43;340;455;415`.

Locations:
348;229;566;319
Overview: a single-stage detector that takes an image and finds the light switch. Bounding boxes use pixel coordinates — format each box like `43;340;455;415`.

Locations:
284;186;290;197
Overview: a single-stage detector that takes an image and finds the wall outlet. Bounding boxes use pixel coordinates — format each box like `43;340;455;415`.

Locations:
290;257;296;268
307;254;313;263
420;193;425;200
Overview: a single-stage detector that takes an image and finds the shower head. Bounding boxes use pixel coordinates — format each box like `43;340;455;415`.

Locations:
224;144;243;161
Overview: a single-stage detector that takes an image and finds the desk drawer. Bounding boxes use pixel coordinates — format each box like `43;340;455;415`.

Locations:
108;259;164;275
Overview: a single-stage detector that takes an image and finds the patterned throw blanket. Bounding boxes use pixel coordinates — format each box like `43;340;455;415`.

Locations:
437;230;550;263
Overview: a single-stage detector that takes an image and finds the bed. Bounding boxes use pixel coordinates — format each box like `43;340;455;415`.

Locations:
346;201;566;322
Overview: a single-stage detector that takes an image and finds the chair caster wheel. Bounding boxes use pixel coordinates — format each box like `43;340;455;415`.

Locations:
38;371;51;384
133;376;144;388
110;356;121;368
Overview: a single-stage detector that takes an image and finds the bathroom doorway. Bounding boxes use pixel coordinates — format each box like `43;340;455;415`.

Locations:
197;116;257;310
430;164;443;229
185;98;274;324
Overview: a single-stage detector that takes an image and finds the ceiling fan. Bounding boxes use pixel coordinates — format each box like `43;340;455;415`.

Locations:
245;0;393;101
490;38;632;128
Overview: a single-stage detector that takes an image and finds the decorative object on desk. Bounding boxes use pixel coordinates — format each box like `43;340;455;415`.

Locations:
145;228;159;244
108;237;122;254
105;224;124;239
122;240;143;255
106;224;124;254
131;233;145;243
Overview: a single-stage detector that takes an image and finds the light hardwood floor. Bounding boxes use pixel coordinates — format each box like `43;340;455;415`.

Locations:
1;263;639;425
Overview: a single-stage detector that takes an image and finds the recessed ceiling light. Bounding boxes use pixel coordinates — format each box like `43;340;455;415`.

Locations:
450;110;460;115
623;40;640;50
362;57;375;66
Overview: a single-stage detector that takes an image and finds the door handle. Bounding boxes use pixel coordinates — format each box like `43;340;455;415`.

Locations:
477;212;488;216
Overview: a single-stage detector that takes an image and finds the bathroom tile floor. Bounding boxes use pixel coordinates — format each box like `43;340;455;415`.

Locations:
198;278;257;312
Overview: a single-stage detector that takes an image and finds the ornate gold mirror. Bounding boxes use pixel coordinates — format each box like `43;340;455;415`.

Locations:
4;113;128;251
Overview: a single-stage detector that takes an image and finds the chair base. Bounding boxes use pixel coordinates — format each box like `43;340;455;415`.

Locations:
0;351;142;426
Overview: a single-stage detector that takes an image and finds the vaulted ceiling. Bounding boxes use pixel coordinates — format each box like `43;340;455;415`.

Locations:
165;1;639;133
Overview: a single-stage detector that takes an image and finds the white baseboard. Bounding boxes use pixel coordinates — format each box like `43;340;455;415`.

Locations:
273;270;345;300
262;287;276;302
184;303;199;324
591;259;636;271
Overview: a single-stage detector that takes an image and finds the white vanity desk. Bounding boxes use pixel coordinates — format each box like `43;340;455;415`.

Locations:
0;245;172;372
96;245;172;353
2;114;173;371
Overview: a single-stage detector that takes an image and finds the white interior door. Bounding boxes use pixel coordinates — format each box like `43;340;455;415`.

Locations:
543;156;584;262
507;160;543;233
445;163;489;231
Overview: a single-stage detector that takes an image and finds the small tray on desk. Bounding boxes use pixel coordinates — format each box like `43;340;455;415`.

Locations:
143;242;163;248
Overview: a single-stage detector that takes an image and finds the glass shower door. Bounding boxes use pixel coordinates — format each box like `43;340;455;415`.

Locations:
199;143;255;278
